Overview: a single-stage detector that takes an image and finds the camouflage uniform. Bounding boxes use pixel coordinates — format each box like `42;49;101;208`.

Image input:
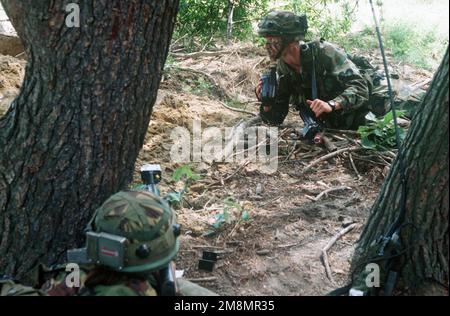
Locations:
40;266;217;296
260;38;372;130
0;279;45;296
257;11;425;130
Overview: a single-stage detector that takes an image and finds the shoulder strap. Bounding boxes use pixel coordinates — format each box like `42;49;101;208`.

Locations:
311;44;318;100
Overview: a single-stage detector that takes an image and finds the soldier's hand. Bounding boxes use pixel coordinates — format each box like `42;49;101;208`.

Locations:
307;99;332;117
255;79;263;101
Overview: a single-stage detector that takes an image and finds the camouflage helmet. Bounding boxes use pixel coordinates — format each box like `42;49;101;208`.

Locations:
88;190;180;273
257;10;308;38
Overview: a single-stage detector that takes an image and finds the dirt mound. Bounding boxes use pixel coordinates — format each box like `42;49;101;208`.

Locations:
0;53;25;116
0;34;24;57
134;90;240;183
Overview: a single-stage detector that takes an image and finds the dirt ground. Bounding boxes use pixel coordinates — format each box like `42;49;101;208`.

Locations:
0;39;433;296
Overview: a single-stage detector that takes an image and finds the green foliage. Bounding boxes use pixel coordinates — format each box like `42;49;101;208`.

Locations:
340;25;379;53
181;77;213;96
358;111;406;151
212;197;251;229
172;165;201;182
165;165;200;208
165;191;184;205
342;21;448;71
175;0;269;46
278;0;358;42
131;184;147;190
382;22;448;70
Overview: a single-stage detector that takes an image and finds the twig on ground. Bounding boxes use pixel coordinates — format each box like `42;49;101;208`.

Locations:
324;128;360;136
322;135;337;152
223;160;251;182
284;140;298;162
218;100;256;116
329;134;346;142
349;153;362;180
187;277;218;283
342;135;361;146
381;150;397;159
171;50;232;59
352;155;389;166
410;78;432;89
301;146;361;174
228;220;242;238
15;52;26;58
252;57;266;70
321;223;358;284
313;186;352;202
170;34;188;49
191;245;224;250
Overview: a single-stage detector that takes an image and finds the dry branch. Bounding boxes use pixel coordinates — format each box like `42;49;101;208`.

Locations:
324;128;360;136
349;153;362;179
218;100;256;116
171;50;232;59
321;223;358;283
322;135;337;152
313;186;352;202
302;146;361;174
187;277;218;282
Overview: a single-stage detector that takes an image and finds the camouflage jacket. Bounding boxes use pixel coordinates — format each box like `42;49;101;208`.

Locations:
41;267;157;296
260;39;372;130
40;267;217;296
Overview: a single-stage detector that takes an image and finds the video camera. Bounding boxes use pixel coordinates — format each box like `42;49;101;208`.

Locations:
260;67;278;108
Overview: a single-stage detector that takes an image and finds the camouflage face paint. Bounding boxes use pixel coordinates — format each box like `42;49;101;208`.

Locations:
264;37;283;61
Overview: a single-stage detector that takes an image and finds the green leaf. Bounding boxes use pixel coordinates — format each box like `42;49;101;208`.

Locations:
361;137;377;149
172;165;201;182
165;192;183;203
241;211;250;221
373;129;383;137
383;111;394;123
132;184;147;190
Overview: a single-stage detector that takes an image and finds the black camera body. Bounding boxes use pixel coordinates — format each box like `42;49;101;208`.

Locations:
140;164;162;195
260;67;278;107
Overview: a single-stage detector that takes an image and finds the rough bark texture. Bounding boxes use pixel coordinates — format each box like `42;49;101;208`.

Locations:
353;48;449;294
0;0;179;283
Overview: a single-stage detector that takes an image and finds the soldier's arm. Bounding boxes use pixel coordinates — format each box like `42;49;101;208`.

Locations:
321;42;370;112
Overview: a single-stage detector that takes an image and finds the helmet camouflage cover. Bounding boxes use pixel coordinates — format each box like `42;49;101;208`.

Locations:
257;10;308;38
90;190;180;273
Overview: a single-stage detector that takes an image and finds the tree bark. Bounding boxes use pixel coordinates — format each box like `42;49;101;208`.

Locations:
352;47;449;295
0;0;179;284
226;0;235;45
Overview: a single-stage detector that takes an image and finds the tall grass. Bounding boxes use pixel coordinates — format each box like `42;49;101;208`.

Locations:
342;21;448;71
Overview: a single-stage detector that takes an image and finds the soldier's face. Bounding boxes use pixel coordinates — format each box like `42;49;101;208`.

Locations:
264;36;283;60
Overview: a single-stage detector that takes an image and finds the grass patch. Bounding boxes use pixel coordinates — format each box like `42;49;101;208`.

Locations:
342;21;448;71
225;99;247;110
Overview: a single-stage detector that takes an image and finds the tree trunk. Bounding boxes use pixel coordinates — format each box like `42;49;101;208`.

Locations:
352;47;449;295
226;0;235;45
0;0;179;284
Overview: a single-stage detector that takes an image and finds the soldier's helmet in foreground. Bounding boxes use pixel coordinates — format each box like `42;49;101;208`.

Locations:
257;10;308;38
88;190;180;273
